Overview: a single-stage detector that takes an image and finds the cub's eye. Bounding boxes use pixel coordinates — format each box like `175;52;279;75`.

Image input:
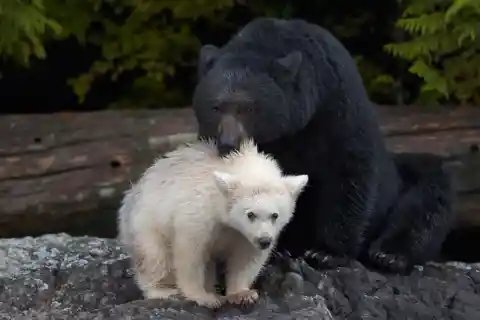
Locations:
271;212;279;221
247;212;256;221
246;107;254;113
212;106;220;112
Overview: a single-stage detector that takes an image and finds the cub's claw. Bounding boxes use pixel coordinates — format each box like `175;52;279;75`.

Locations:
227;289;259;305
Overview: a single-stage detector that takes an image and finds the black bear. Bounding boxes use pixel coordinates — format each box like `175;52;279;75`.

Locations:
191;17;456;273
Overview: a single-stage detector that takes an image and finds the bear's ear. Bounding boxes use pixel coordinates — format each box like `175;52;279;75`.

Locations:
213;171;239;196
272;51;303;83
198;44;220;77
283;174;309;198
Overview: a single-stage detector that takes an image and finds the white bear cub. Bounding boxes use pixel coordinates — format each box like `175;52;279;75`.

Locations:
118;139;308;308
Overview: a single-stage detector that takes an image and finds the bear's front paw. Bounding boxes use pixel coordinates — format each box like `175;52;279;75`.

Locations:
304;250;351;270
226;289;259;305
186;292;224;309
368;250;411;274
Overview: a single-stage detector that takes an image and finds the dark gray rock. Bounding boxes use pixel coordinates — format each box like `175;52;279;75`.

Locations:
0;234;479;320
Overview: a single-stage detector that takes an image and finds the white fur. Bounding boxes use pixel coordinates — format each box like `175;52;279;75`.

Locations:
117;139;308;308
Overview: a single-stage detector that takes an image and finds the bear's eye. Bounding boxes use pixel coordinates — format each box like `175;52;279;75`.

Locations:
246;107;254;113
212;106;220;112
271;212;279;221
247;212;256;221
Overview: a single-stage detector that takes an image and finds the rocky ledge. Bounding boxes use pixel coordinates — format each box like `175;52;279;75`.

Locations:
0;234;479;319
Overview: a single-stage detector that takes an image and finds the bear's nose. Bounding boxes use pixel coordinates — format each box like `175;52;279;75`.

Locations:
255;236;272;250
217;140;237;156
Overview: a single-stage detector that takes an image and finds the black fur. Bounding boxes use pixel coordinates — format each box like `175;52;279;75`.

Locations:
365;152;456;272
192;18;456;273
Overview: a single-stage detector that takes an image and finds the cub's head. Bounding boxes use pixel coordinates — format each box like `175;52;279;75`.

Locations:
193;44;303;156
213;170;308;251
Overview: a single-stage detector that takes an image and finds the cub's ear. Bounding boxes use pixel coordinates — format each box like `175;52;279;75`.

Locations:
198;44;220;77
272;51;303;83
283;174;308;198
213;171;239;196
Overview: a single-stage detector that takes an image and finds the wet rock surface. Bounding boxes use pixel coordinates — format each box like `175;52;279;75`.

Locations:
0;233;479;319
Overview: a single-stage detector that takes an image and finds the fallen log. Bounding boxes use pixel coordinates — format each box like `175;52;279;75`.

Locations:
0;106;479;240
0;109;198;237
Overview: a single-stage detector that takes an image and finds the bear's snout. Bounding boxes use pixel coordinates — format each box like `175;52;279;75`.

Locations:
217;114;247;156
255;236;273;250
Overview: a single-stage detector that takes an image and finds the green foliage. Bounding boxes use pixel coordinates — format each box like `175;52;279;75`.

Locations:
44;0;235;108
4;0;478;109
0;0;235;108
354;56;397;101
242;1;295;18
0;0;62;66
385;0;480;105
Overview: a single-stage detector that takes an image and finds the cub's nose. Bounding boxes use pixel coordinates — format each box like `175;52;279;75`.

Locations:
255;236;272;250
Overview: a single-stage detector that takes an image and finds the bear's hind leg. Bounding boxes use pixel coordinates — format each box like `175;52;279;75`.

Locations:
368;178;455;274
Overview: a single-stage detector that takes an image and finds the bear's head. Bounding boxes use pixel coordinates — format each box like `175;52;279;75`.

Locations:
212;170;308;251
192;44;304;156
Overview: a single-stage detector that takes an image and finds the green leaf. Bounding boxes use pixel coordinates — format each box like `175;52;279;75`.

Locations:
68;73;94;104
385;0;480;104
445;0;480;22
409;59;449;97
372;74;395;85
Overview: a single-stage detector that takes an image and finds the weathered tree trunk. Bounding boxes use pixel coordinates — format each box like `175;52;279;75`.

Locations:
1;106;479;240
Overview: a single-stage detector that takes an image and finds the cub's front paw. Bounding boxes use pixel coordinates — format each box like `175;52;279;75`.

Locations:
144;288;179;300
186;292;224;309
226;289;259;305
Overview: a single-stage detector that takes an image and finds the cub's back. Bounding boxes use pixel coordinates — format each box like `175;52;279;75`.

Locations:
136;140;222;207
118;140;223;242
